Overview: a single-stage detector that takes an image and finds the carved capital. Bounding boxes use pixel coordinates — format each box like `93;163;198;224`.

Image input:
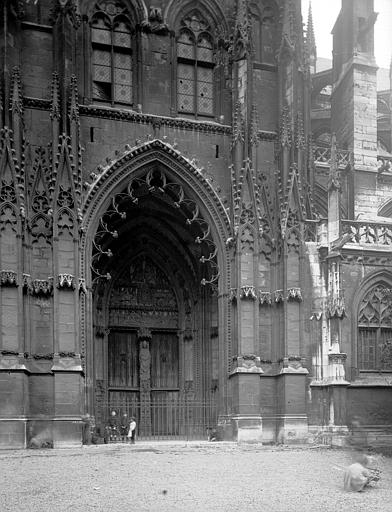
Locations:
259;291;272;306
229;288;238;303
287;287;303;302
280;356;308;374
328;352;347;365
0;270;18;287
25;276;54;296
137;327;152;341
240;285;257;300
274;289;284;303
57;273;76;289
231;354;263;374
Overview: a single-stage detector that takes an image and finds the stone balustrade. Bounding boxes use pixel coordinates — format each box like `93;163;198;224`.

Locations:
342;220;392;246
313;146;351;168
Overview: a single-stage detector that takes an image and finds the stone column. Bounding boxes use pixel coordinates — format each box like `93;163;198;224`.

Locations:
138;328;152;436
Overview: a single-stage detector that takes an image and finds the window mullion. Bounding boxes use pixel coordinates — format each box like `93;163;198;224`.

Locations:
195;59;198;117
111;28;115;106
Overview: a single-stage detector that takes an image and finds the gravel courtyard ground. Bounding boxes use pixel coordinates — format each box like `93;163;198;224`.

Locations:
0;442;391;512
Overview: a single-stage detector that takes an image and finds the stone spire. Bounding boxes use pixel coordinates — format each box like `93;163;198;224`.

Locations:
306;2;317;73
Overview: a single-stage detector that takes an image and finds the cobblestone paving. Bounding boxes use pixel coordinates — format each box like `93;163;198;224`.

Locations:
1;442;392;512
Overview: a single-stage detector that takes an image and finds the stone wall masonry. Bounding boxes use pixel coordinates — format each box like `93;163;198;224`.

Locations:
57;293;77;352
57;239;75;274
29;374;53;416
21;28;53;100
353;169;379;217
253;69;278;132
332;69;354;148
352;66;378;171
80;115;232;203
240;302;255;355
1;289;19;351
31;297;53;354
0;372;27;417
32;245;53;280
347;387;392;426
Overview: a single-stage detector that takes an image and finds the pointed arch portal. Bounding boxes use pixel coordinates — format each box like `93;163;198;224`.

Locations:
81;140;230;438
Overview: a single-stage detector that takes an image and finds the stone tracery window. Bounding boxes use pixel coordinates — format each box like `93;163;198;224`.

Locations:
177;11;215;117
358;284;392;371
91;1;133;104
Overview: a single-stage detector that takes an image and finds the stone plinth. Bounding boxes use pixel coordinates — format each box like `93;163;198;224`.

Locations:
276;368;309;443
52;356;84;448
231;414;263;443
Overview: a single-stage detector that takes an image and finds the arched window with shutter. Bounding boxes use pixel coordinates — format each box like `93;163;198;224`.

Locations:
91;2;133;105
177;11;215;117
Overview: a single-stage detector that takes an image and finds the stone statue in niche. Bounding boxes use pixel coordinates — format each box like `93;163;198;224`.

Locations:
141;6;169;34
139;339;151;391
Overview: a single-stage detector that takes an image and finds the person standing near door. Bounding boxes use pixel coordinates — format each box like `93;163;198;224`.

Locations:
127;417;137;444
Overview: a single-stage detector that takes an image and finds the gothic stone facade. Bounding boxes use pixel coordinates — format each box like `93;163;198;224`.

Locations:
0;0;391;448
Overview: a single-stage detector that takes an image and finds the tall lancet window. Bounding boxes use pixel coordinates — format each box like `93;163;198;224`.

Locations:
358;284;392;371
91;2;133;105
177;12;215;117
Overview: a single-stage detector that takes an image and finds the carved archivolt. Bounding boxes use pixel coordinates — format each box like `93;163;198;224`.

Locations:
83;141;230;287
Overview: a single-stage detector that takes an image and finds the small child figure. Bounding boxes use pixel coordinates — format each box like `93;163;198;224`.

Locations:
120;413;129;442
343;454;380;492
127;417;137;444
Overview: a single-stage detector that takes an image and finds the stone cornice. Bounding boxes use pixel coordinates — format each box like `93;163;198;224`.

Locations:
79;105;232;135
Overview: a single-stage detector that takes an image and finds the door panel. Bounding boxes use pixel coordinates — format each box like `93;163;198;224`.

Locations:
108;331;138;387
150;331;179;389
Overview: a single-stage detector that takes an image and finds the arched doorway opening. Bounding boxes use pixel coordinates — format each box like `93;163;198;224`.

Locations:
83;144;230;439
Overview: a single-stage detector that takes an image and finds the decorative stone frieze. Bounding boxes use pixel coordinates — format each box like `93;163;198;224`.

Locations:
240;285;257;300
79;105;231;135
57;273;76;289
0;270;18;286
259;291;272;306
231;354;263;374
31;353;54;360
287;287;303;302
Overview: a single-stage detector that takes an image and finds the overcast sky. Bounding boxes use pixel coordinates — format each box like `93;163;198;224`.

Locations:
301;0;392;69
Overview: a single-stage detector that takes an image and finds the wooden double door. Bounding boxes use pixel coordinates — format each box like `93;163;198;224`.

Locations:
108;329;180;435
